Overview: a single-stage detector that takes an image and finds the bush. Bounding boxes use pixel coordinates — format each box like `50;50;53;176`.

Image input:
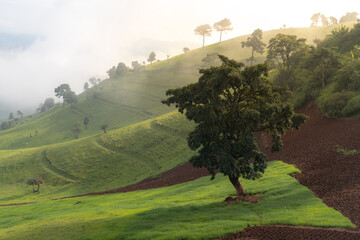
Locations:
342;94;360;116
317;91;355;117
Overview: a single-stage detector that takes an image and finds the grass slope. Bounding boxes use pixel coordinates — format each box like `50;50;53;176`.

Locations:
0;161;353;240
0;112;194;204
0;22;356;150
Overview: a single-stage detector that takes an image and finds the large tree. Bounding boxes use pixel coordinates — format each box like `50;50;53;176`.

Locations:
266;34;307;70
162;55;307;200
241;28;266;66
329;16;338;25
213;18;233;43
194;24;212;48
54;84;70;100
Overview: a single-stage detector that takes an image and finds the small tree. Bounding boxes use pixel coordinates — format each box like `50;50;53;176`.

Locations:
54;84;71;99
43;98;55;110
101;124;108;134
311;13;321;26
132;61;143;71
162;55;307;200
329;16;338;25
241;28;266;66
201;52;221;68
194;24;212;48
107;67;116;79
83;117;90;129
72;122;83;139
27;177;44;192
9;113;14;120
147;52;156;65
115;62;129;77
213;18;233;43
183;47;190;53
321;14;329;26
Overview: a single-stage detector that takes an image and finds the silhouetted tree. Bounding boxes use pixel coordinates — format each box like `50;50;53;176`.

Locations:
84;82;89;91
183;47;190;53
72;122;83;139
147;52;156;64
162;55;307;200
16;110;23;118
340;12;359;23
241;28;266;66
43;98;55;110
194;24;212;48
311;13;321;26
27;177;44;192
213;18;233;42
9;113;14;120
266;34;307;69
321;15;329;26
89;77;97;86
83;117;90;129
107;66;116;79
63;91;78;107
101;124;108;134
54;84;71;105
115;62;129;76
329;16;338;25
131;61;143;71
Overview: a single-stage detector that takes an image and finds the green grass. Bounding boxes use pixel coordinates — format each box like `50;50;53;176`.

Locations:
0;161;353;240
0;111;194;204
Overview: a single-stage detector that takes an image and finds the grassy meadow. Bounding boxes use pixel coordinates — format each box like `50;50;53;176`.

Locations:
0;161;354;240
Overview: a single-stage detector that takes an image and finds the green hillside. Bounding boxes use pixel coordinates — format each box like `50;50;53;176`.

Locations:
0;161;353;240
0;22;356;150
0;112;195;204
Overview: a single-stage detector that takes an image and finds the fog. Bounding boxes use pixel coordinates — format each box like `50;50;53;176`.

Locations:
0;0;358;113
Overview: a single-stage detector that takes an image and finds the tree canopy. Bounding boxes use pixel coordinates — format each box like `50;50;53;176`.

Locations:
266;34;307;69
213;18;233;42
241;28;266;66
147;52;156;64
194;24;212;48
162;55;307;200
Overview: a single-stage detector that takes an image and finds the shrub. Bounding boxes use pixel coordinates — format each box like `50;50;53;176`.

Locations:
317;91;355;117
342;94;360;116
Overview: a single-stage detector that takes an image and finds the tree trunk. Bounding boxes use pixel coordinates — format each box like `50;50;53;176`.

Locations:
103;129;107;134
220;31;222;43
202;35;205;48
229;176;246;201
32;184;39;192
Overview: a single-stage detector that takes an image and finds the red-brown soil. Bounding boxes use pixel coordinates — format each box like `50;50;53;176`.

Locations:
2;105;360;239
219;105;360;239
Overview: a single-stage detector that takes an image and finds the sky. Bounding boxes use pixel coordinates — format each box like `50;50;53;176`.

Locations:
0;0;359;112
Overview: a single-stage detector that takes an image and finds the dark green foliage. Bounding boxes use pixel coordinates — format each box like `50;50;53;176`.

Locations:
101;124;108;134
83;117;90;129
107;67;116;79
54;84;71;99
1;120;15;130
63;91;78;106
342;95;360;116
162;55;307;198
241;28;266;66
115;62;129;76
84;82;89;91
318;91;355;117
266;34;307;69
27;177;44;192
